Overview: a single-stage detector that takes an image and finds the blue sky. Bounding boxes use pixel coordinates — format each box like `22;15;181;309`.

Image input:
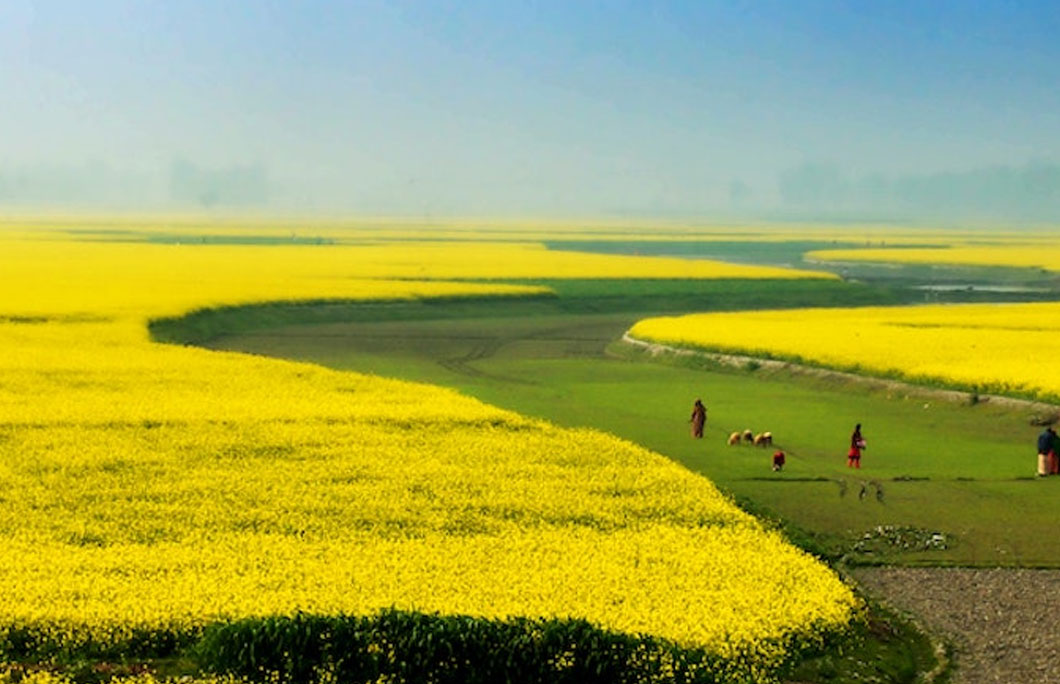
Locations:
2;1;1058;215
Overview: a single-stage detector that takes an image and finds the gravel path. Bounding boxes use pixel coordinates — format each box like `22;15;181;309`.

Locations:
852;568;1060;684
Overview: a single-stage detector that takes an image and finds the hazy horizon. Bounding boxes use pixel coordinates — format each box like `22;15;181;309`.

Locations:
3;1;1058;220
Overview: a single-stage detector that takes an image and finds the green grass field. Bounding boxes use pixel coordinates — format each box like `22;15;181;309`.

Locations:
149;278;907;345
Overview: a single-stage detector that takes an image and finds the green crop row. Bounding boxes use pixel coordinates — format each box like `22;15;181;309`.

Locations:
196;611;731;684
1;609;858;684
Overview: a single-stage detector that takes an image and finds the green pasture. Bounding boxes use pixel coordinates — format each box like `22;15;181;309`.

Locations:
204;296;1060;568
149;278;906;345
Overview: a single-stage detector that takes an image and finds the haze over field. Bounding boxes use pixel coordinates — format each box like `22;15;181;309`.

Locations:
2;1;1058;219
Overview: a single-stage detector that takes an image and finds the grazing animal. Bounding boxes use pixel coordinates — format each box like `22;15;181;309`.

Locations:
727;431;741;446
771;450;785;471
753;431;773;447
742;429;754;443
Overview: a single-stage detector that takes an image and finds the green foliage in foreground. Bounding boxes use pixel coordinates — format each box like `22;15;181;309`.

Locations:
0;610;866;684
0;606;937;684
195;611;729;684
0;624;195;663
781;601;944;684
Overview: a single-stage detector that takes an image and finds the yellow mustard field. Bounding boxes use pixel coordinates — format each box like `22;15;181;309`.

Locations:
808;244;1060;272
0;226;857;673
0;237;833;319
0;213;992;244
630;302;1060;401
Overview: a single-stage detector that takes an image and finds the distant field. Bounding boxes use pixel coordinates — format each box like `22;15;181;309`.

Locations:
0;214;1019;244
546;236;1060;295
809;244;1060;273
150;277;906;345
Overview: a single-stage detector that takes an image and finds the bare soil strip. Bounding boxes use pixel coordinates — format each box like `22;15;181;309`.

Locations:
853;568;1060;684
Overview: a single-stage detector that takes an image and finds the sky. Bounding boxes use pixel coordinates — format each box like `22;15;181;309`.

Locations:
2;0;1058;217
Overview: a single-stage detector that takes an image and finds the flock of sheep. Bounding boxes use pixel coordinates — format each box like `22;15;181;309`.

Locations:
724;429;784;471
727;429;772;447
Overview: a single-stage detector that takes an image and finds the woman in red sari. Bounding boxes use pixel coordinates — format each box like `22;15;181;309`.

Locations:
848;423;865;468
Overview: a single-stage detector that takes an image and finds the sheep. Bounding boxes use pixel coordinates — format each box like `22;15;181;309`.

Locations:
742;429;754;443
727;431;741;446
753;431;773;447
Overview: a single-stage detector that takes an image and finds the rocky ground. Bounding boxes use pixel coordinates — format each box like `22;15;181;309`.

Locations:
852;568;1060;684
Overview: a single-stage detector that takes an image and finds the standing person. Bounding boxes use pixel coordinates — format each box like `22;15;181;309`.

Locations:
1037;426;1058;477
847;423;865;468
690;399;707;438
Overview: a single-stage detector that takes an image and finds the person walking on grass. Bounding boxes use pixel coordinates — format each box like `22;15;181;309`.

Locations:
690;399;707;439
847;423;865;468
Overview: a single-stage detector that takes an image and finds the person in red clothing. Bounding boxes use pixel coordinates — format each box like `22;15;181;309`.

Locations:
772;450;786;472
847;423;865;468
